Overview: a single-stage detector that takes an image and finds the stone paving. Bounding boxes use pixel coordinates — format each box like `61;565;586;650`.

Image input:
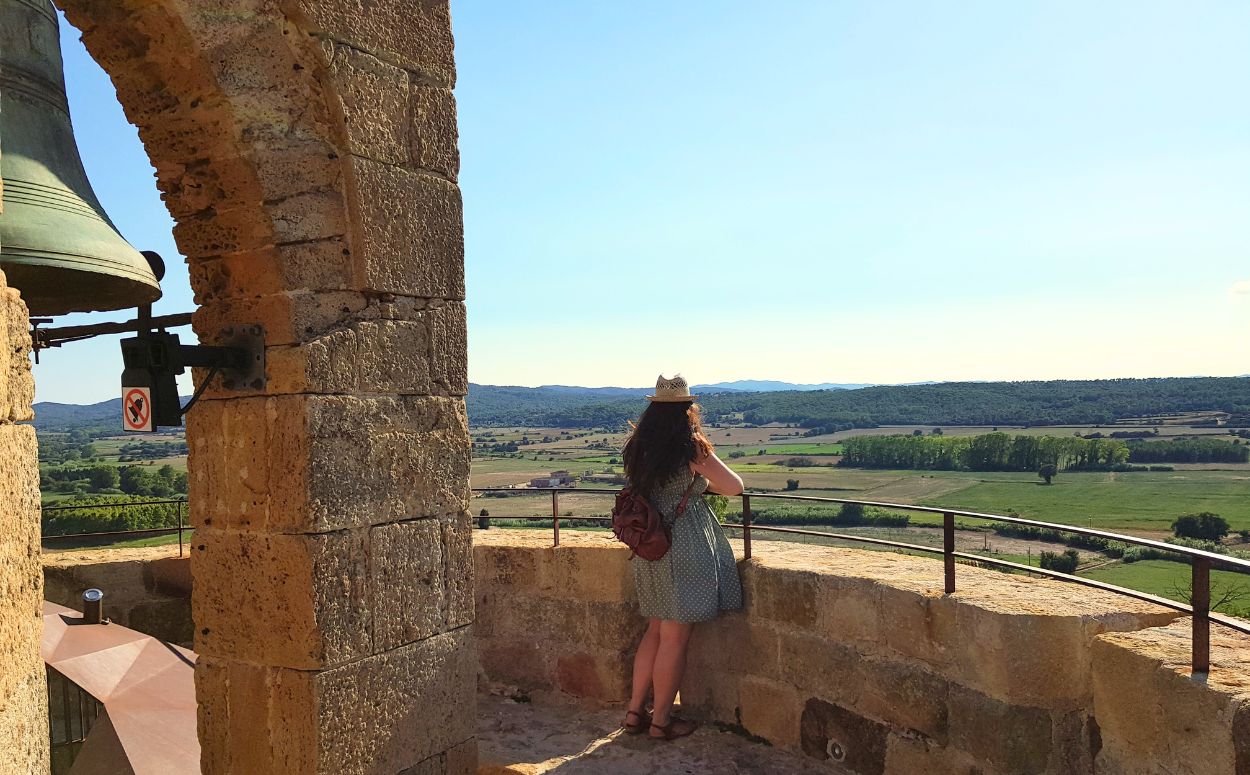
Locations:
478;693;843;774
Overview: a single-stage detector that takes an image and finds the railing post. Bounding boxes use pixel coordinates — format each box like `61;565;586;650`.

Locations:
552;489;560;547
177;501;184;558
943;511;955;594
1192;557;1210;674
742;493;752;560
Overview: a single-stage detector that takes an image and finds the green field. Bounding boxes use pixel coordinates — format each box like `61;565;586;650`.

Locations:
1079;560;1250;618
919;470;1250;533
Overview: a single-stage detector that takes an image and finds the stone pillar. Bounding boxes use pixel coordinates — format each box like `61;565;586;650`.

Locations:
182;5;472;775
0;259;47;772
52;1;471;769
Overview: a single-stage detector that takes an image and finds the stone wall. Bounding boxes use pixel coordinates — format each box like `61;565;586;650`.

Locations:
53;1;472;772
474;530;1248;775
0;267;47;775
44;545;193;646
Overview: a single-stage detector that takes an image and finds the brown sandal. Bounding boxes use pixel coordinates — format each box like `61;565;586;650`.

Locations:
649;717;697;741
623;709;651;734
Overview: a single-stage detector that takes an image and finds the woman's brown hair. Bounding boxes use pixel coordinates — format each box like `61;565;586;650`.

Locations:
622;401;714;498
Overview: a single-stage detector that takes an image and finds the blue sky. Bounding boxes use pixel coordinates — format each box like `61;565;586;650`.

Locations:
29;1;1250;403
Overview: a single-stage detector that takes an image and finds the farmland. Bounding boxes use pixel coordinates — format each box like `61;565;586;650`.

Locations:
36;414;1250;618
468;420;1250;616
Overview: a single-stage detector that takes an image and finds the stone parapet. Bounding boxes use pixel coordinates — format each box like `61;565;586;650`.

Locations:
43;545;193;646
473;530;1246;775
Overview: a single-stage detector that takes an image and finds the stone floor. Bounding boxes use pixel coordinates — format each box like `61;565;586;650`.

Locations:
477;693;842;774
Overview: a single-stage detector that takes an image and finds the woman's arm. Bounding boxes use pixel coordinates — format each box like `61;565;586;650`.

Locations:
691;451;744;496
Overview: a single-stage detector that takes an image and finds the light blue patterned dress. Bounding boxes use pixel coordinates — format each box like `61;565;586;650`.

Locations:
631;469;743;622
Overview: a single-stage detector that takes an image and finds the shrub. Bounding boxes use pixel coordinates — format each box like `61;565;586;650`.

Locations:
837;503;865;523
1172;512;1229;541
1039;549;1079;574
1148;465;1175;472
784;479;799;491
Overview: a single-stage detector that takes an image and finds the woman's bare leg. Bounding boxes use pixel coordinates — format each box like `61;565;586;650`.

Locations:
649;620;695;734
628;619;661;715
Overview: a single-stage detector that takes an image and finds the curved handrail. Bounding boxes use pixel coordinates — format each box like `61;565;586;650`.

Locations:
472;487;1250;572
472;485;1250;672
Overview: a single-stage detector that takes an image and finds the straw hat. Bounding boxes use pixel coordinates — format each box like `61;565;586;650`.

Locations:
648;374;697;402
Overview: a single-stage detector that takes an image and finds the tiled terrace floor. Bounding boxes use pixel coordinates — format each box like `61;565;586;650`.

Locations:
478;693;842;774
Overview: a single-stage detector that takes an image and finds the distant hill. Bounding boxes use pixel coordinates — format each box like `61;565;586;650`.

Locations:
32;396;190;433
467;377;1250;430
35;377;1250;434
695;379;873;392
31;398;123;430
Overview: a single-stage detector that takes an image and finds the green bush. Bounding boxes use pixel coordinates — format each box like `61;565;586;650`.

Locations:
1172;512;1229;541
1039;549;1080;573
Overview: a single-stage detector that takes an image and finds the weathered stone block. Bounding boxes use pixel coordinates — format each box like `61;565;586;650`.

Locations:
947;684;1053;774
268;190;349;245
318;627;476;774
442;512;475;629
351;156;464;299
0;422;45;775
189;394;469;533
172;205;274;259
475;542;542;589
1;285;33;422
884;733;984;775
817;574;882;646
328;43;410;164
856;655;949;743
555;650;631;702
1092;620;1247;775
192;527;371;668
478;638;552;691
190;287;365;347
410;85;458;179
251;142;346;205
744;562;819;629
541;541;634;603
680;667;741;725
739;676;802;748
690;615;783;682
800;697;889;775
196;658;318;774
778;629;861;707
300;0;456;85
877;584;951;668
582;600;646;650
371;518;444;651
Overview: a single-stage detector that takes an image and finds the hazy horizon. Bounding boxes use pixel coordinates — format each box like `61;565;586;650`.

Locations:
27;1;1250;404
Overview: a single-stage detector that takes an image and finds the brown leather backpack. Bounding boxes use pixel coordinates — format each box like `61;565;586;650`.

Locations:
611;475;699;561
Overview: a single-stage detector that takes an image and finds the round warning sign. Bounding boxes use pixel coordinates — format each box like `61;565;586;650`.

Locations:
123;387;153;432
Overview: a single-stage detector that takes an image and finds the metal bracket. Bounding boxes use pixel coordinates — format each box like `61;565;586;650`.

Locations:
215;325;266;391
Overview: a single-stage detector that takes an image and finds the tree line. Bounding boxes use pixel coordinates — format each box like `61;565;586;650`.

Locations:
42;463;188;497
1124;438;1249;464
42;495;183;537
839;433;1130;471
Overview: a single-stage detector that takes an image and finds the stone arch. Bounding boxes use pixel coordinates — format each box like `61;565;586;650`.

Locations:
49;1;474;772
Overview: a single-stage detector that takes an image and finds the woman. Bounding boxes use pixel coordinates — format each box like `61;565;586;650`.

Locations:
621;375;744;741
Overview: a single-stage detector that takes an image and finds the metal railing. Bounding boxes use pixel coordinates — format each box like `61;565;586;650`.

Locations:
473;486;1250;675
47;667;102;775
40;499;191;557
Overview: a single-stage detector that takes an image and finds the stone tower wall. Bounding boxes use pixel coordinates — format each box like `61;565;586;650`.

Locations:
0;268;46;774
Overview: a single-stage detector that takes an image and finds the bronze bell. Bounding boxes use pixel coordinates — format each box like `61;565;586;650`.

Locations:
0;0;161;316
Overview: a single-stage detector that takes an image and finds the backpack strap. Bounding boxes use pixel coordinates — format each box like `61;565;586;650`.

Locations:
672;472;700;520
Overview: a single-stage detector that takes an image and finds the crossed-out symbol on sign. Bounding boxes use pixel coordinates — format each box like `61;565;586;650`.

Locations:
124;388;151;431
